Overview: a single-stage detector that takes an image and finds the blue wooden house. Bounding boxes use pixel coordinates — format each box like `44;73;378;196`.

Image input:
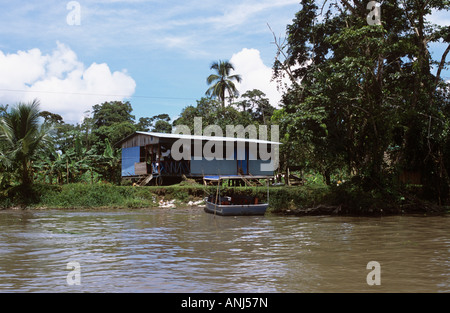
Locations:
117;131;280;185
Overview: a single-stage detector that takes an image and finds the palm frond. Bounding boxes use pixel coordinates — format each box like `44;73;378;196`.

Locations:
228;74;242;83
206;74;220;85
0;99;53;185
205;60;242;106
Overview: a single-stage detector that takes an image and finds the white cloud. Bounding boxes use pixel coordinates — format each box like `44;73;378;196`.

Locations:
230;48;286;108
0;42;136;123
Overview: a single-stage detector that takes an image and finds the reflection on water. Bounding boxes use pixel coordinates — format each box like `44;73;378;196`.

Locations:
0;209;448;292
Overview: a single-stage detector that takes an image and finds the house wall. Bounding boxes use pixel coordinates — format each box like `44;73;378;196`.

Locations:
190;159;236;176
122;146;140;176
190;159;275;176
249;159;276;176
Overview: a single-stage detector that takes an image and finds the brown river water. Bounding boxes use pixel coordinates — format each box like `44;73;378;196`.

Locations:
0;209;448;293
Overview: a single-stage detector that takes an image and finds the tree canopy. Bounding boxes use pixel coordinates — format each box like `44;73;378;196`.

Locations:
206;60;242;107
0;99;53;186
273;0;450;202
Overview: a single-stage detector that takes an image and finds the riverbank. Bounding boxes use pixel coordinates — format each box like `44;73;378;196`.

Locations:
0;182;448;215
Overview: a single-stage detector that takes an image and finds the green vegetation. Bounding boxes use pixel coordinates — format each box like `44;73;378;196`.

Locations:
272;0;450;207
0;183;187;209
0;100;53;187
0;181;322;212
205;60;242;107
1;180;446;215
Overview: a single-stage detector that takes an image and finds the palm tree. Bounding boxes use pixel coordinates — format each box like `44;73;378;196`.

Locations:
0;99;53;186
206;60;242;107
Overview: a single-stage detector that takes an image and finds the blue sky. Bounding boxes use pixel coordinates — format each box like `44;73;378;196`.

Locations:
0;0;299;123
0;1;449;124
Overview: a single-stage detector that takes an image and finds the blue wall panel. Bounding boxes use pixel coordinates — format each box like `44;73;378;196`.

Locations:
122;146;140;176
190;159;236;175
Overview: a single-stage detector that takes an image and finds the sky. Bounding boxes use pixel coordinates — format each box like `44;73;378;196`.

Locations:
0;0;449;124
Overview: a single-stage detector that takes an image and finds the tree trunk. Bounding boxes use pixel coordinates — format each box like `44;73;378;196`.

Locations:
21;159;31;186
323;169;331;186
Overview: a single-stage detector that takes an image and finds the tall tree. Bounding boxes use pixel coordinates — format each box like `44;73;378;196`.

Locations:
273;0;450;201
92;101;135;128
206;60;242;107
137;114;172;133
173;97;254;134
0;99;53;186
91;101;136;153
237;89;274;124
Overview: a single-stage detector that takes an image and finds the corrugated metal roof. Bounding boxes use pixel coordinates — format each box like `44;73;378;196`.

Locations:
131;131;282;145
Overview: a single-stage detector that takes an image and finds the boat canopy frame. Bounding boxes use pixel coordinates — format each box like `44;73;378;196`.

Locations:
203;174;271;214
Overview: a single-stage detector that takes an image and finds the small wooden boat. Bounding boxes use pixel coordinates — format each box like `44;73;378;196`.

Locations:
203;175;270;216
204;195;268;216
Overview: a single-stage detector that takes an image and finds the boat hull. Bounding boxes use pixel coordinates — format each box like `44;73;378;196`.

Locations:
204;201;268;216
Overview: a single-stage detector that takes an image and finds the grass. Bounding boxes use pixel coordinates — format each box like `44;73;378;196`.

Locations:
0;181;327;211
0;180;447;215
0;182;213;209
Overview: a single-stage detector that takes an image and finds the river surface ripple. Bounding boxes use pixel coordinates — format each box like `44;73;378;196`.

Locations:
0;209;448;292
